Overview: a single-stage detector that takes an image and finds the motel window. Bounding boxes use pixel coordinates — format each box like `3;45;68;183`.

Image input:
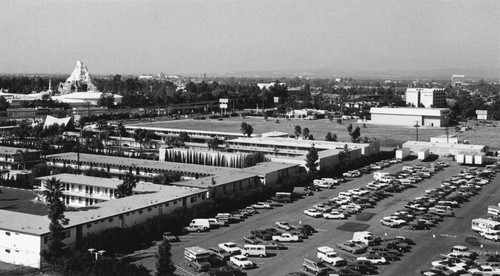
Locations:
202;194;206;200
87;224;92;228
165;203;169;206
109;218;114;222
44;237;48;244
139;210;143;214
190;196;197;203
148;208;152;211
173;200;177;204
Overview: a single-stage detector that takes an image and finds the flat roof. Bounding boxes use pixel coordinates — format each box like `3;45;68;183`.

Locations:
370;107;449;116
0;146;40;155
172;171;257;189
227;137;369;150
0;184;204;235
35;174;162;192
242;162;298;175
124;122;247;137
402;141;485;150
45;152;241;176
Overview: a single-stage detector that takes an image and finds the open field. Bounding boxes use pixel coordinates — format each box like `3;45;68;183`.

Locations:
130;117;500;149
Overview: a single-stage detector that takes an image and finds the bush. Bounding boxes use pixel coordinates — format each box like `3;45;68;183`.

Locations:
208;114;220;119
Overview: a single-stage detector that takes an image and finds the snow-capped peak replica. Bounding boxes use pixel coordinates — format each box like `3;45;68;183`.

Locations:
59;61;98;94
52;61;122;106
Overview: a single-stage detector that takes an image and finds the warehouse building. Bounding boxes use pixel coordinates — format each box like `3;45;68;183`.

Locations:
369;107;450;127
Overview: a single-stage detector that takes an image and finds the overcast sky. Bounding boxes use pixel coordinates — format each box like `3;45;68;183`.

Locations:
1;0;498;75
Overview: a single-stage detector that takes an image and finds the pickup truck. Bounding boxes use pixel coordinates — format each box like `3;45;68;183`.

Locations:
187;259;211;272
272;233;301;242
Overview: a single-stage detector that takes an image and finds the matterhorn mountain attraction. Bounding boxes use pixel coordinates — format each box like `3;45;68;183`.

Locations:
51;61;122;106
58;60;98;94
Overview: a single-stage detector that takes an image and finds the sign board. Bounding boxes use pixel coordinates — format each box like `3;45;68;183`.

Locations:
219;103;228;109
219;98;229;103
273;97;279;103
476;110;487;115
477;114;487;120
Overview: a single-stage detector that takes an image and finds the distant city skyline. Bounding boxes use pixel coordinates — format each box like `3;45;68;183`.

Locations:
1;0;499;76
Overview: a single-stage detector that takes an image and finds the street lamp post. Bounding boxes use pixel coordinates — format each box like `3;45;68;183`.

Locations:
88;248;105;261
414;121;421;141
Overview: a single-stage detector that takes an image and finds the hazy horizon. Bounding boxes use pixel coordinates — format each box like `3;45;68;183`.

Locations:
1;0;499;76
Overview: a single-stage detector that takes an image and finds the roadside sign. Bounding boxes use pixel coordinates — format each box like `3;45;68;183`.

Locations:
219;103;228;109
274;97;279;103
219;98;228;103
476;110;487;115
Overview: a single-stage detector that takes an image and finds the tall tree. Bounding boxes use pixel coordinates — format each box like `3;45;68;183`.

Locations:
245;124;253;137
294;125;302;139
155;239;176;276
325;132;333;141
305;146;319;178
302;128;310;140
41;177;69;264
133;129;154;156
115;172;137;198
347;124;353;134
351;126;361;143
207;137;219;151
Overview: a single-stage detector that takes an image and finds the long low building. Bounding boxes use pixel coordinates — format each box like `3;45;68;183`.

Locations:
402;141;487;156
0;179;206;268
369;107;450;127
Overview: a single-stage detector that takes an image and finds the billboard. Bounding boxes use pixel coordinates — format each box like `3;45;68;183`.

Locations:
219;98;229;103
219;103;228;109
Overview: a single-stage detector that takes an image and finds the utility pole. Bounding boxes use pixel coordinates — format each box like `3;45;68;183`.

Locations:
445;126;449;144
414;121;420;141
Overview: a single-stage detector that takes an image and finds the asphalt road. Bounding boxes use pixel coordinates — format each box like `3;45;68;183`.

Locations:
131;157;499;276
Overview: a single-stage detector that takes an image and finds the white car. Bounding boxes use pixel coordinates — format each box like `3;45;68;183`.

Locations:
314;204;332;212
251;202;271;209
480;231;500;241
356;254;387;264
468;265;500;275
323;210;346;219
275;221;293;231
304;208;323;218
230;255;254;269
218;242;242;255
348;188;369;196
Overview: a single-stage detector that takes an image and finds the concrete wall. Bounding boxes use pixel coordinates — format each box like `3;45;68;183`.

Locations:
371;113;423;127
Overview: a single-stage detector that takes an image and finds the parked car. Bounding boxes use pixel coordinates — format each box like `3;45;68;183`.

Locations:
304;208;323;218
251;202;272;209
230;255;254;269
324;210;346;219
356;254;387;265
218;242;242;255
162;232;179;242
250;229;272;240
336;242;366;254
184;225;210;232
276;221;294;231
209;247;231;261
480;231;500;241
242;236;261;245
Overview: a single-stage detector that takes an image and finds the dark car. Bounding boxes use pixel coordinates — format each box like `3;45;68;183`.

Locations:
250;230;272;241
242;236;261;245
209;265;247;276
346;264;377;275
331;268;362;276
377;251;401;261
409;222;430;230
262;240;287;250
301;224;317;233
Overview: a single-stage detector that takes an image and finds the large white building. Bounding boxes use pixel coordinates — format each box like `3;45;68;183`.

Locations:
405;88;446;108
0;178;206;268
369;107;450;127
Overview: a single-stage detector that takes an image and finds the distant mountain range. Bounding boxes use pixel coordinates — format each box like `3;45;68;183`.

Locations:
221;66;500;81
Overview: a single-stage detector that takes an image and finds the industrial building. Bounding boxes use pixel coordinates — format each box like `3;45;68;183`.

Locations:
402;141;487;157
369;107;450;127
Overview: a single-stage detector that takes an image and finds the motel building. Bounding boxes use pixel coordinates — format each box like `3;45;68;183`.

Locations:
0;174;207;268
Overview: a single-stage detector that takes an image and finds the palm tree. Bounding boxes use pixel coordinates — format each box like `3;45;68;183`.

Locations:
115;172;137;198
41;177;65;204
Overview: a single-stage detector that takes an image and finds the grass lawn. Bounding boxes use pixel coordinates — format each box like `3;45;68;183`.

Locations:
0;187;48;216
129;117;500;149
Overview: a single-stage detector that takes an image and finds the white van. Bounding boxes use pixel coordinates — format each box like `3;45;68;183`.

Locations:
242;244;267;257
189;219;210;231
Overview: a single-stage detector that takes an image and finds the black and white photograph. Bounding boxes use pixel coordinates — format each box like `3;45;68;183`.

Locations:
0;0;499;275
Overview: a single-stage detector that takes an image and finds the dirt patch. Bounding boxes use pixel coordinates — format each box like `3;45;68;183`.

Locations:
356;212;376;221
337;222;370;232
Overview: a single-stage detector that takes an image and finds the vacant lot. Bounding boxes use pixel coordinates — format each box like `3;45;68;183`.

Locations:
130;117;499;149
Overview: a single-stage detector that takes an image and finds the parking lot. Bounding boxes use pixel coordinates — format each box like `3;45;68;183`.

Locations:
132;157;500;275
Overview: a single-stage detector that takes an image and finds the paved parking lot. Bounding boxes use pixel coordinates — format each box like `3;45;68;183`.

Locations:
132;157;500;275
